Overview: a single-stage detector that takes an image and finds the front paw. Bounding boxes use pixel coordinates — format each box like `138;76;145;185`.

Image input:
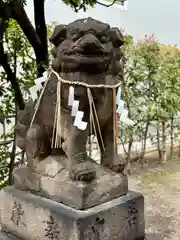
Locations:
110;163;125;173
102;154;126;173
69;161;96;182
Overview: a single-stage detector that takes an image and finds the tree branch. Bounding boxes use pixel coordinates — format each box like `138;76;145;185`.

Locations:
9;105;18;185
0;41;25;109
11;2;47;76
68;0;124;12
33;0;48;77
0;1;48;108
0;13;25;110
95;0;116;7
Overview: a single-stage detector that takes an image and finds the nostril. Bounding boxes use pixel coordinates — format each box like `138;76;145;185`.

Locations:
83;43;104;55
77;33;104;54
72;44;104;55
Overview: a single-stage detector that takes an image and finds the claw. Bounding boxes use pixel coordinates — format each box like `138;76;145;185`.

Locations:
110;164;125;173
102;153;126;173
69;161;96;182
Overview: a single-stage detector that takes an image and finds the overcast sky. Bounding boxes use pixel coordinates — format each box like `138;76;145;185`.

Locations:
26;0;180;46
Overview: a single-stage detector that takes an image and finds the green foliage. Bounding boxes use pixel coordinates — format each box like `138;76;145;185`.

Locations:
0;20;57;189
120;33;180;162
0;20;36;188
0;145;11;187
1;17;180;186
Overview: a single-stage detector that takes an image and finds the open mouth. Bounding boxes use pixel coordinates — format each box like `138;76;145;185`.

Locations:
61;52;111;64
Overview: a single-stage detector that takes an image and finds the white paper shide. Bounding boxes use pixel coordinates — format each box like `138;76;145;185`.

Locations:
116;87;134;126
29;71;48;101
68;86;88;131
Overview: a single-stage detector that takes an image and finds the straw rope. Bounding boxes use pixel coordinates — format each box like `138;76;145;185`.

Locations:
29;67;120;151
50;67;121;89
87;88;105;153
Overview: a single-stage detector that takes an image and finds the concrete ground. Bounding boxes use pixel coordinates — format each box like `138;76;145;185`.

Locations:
129;157;180;240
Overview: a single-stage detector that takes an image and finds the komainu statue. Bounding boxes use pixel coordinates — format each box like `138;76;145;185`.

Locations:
15;18;126;201
0;18;145;240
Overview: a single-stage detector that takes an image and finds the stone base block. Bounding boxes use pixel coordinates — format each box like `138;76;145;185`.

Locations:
0;232;20;240
13;155;128;210
0;187;145;240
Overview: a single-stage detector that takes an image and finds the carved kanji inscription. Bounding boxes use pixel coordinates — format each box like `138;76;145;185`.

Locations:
44;215;60;239
128;200;138;227
11;200;25;227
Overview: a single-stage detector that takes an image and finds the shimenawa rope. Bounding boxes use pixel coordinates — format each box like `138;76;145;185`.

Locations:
29;67;119;152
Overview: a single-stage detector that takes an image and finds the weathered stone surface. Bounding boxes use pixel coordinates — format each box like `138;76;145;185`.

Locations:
16;17;126;184
0;187;144;240
145;234;160;240
0;232;20;240
13;155;128;210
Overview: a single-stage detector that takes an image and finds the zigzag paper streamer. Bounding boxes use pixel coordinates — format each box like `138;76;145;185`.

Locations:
117;100;125;114
71;100;79;117
68;86;88;130
43;71;48;79
120;109;134;126
116;87;124;114
68;86;74;106
116;87;134;126
116;87;121;104
29;85;38;101
74;111;88;130
124;118;134;126
29;71;48;101
34;76;45;90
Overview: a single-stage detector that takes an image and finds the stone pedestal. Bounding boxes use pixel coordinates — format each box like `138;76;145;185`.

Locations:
0;232;20;240
0;187;144;240
13;155;128;210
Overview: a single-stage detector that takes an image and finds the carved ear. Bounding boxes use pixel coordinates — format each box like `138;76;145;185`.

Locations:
49;24;67;46
109;28;124;48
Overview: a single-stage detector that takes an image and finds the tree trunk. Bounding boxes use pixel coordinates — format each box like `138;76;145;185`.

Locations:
170;116;174;157
8;107;17;185
9;52;18;184
139;121;149;166
0;41;25;109
161;121;167;163
0;1;49;108
126;137;133;174
33;0;48;76
3;120;6;139
12;3;48;77
119;135;128;156
156;121;162;162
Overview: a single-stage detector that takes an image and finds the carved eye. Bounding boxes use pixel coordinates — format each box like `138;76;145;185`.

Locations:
71;30;83;41
100;36;108;43
72;34;78;41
